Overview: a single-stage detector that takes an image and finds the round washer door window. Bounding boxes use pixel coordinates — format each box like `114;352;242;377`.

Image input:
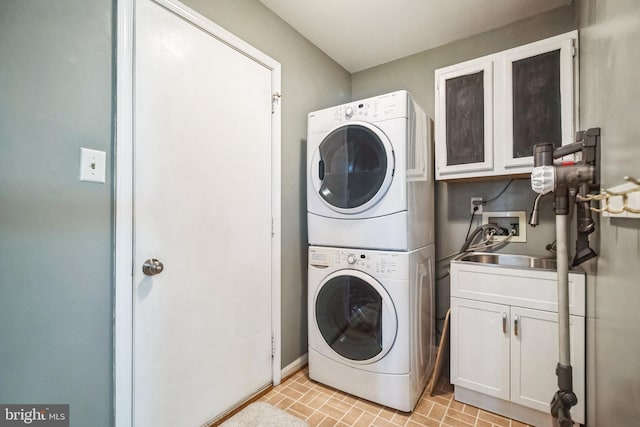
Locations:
314;270;397;363
311;122;394;214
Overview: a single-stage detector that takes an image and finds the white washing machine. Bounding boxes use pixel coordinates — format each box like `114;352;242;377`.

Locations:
307;90;434;251
307;245;436;412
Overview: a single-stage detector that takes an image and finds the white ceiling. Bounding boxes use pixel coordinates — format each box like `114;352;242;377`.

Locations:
259;0;571;73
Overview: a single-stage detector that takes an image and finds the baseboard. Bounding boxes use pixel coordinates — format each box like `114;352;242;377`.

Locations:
281;353;308;379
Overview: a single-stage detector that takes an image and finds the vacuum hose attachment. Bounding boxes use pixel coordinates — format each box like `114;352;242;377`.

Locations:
573;190;598;266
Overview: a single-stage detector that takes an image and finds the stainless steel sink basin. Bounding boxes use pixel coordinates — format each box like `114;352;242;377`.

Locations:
454;252;557;270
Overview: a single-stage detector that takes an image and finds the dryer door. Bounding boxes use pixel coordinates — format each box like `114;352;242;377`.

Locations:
314;270;397;363
310;122;395;214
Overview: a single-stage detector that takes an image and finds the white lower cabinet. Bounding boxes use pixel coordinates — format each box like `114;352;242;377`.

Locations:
451;298;510;400
450;261;586;425
510;307;585;418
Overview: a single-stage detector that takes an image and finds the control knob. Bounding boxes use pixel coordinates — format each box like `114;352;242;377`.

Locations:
345;106;354;118
347;254;357;264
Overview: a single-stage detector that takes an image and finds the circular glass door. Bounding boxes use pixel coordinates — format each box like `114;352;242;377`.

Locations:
314;270;397;363
311;122;394;214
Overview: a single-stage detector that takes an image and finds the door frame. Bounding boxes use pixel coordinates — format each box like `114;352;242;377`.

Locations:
114;1;282;425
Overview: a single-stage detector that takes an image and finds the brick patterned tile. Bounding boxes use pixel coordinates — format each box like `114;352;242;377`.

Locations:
391;411;411;425
427;403;448;422
332;390;349;400
273;396;295;410
353;412;377;426
445;408;476;425
441;414;475;426
289;402;317;419
248;370;537;427
448;399;465;412
377;406;397;421
320;403;349;421
288;381;312;395
262;391;286;406
405;413;441;427
286;407;307;420
413;398;434;417
307;394;332;410
314;388;337;401
318;416;341;427
354;399;383;416
307;412;327;427
294;374;311;384
328;397;354;413
280;386;304;401
371;416;400;427
299;389;321;405
461;405;478;417
478;410;511;427
428;394;452;407
341;394;359;405
340;407;365;425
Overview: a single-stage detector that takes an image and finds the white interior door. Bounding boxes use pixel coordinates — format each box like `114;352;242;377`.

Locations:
132;0;277;425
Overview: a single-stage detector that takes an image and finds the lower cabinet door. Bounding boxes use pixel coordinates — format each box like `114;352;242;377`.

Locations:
510;307;585;423
451;297;510;400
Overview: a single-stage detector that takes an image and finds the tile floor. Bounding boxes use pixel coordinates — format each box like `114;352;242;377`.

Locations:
258;368;532;427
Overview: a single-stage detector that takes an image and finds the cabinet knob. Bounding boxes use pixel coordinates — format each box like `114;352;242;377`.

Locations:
502;313;507;333
514;314;519;336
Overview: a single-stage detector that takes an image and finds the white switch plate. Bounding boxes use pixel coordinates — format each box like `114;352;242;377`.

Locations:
79;148;106;183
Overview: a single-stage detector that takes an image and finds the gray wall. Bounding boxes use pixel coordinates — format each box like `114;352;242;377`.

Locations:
351;5;577;328
576;0;640;425
0;1;113;426
179;0;351;368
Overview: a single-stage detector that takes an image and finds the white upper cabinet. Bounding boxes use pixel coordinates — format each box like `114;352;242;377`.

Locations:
435;31;578;180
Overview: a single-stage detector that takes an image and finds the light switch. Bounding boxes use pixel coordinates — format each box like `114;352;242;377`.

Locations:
79;148;106;183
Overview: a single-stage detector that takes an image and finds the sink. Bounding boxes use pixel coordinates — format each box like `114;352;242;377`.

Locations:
454;252;557;270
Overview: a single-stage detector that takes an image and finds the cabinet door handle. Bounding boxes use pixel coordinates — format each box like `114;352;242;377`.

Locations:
502;312;507;333
514;314;519;336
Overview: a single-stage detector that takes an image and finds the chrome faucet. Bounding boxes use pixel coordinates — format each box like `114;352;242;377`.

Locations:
529;192;549;227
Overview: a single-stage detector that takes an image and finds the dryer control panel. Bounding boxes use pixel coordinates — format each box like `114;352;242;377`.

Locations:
307;90;410;134
309;247;408;278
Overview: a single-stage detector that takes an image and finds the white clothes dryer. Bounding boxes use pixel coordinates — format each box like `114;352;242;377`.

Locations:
308;245;436;412
307;90;434;251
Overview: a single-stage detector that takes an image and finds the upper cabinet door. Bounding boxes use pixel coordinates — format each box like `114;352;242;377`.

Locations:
502;35;576;168
435;60;494;179
434;31;578;181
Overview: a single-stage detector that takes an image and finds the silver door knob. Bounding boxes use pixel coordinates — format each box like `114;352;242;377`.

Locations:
142;258;164;276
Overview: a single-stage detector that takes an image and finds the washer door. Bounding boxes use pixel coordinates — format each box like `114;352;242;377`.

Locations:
314;270;397;363
310;122;395;214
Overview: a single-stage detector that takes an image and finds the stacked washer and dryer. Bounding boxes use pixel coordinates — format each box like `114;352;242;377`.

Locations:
306;90;437;412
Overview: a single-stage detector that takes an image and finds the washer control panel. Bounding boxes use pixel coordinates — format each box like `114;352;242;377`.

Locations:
309;247;404;277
